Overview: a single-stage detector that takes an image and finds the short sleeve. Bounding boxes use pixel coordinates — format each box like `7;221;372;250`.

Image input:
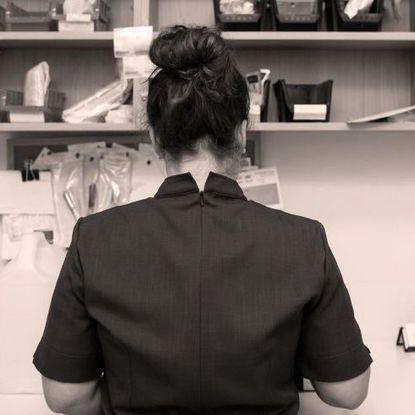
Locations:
296;221;373;382
33;218;104;383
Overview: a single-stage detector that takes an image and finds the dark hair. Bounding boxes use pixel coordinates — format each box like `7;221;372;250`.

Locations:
146;25;249;161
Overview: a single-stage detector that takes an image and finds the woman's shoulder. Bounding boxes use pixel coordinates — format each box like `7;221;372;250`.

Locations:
79;198;154;229
246;199;321;231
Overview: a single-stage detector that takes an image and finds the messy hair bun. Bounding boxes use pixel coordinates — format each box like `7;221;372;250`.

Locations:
147;25;249;160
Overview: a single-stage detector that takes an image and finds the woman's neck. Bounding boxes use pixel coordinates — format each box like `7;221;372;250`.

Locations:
164;144;238;191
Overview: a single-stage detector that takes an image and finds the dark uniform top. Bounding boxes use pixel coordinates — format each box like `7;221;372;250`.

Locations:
33;170;372;415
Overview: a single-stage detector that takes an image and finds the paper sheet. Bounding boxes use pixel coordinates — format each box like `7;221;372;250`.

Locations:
0;171;55;215
128;143;165;202
236;167;283;210
113;26;153;58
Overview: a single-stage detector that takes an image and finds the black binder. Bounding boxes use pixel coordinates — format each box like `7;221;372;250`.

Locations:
260;79;271;122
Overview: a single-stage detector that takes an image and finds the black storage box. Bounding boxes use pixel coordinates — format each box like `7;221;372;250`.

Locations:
327;0;384;31
0;90;66;122
213;0;267;31
273;0;324;31
0;89;22;122
274;80;333;122
0;5;5;30
50;0;111;31
0;1;57;31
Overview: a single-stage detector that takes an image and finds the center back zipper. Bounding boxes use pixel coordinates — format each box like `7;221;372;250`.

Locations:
199;189;204;411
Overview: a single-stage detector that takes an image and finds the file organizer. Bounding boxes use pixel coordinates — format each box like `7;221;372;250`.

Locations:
0;1;57;31
273;0;324;31
0;90;66;122
273;80;333;122
0;5;5;30
213;0;267;31
261;79;271;122
50;0;111;31
327;0;384;31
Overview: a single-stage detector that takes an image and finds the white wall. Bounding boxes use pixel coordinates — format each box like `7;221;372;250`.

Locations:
0;139;7;272
261;132;415;344
261;132;415;414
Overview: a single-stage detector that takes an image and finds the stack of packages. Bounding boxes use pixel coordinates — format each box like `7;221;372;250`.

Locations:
56;0;109;32
30;142;165;248
0;143;164;262
245;68;270;124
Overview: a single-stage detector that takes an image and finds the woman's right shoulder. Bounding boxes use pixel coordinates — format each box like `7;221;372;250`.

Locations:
247;199;322;233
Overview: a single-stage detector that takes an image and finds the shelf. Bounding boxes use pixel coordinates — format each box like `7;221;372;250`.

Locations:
194;32;415;50
250;122;415;133
0;32;114;48
1;122;414;135
2;31;415;50
0;122;136;133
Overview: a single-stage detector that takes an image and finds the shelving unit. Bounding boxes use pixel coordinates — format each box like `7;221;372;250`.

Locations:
0;0;415;151
0;0;139;142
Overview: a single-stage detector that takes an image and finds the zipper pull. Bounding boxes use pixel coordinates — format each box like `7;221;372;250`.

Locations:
200;191;204;207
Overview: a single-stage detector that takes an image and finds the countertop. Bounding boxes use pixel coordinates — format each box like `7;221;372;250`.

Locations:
1;341;413;415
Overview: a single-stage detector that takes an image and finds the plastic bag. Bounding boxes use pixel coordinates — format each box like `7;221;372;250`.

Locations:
129;143;165;202
32;147;66;170
344;0;374;19
23;62;50;107
95;150;132;211
220;0;256;15
83;152;100;215
62;78;132;123
51;152;85;247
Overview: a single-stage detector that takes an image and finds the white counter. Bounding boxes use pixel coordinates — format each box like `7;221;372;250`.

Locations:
299;340;415;415
1;341;413;415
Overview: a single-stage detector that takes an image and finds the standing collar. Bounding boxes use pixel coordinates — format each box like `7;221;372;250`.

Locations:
154;170;247;201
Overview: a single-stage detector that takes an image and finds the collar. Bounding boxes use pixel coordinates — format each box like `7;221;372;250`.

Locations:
154;170;247;201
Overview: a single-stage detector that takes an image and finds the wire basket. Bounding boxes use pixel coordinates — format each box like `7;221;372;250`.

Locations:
0;89;23;107
0;89;66;122
0;1;57;31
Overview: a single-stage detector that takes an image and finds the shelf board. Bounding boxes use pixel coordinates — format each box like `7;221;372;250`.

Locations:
0;32;114;48
1;122;414;135
222;32;415;49
250;122;415;132
2;31;415;49
0;122;136;132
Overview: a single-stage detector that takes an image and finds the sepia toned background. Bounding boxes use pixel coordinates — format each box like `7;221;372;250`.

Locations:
1;0;415;414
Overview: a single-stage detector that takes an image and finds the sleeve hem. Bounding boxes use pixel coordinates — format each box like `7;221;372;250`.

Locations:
298;343;373;382
33;339;104;383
